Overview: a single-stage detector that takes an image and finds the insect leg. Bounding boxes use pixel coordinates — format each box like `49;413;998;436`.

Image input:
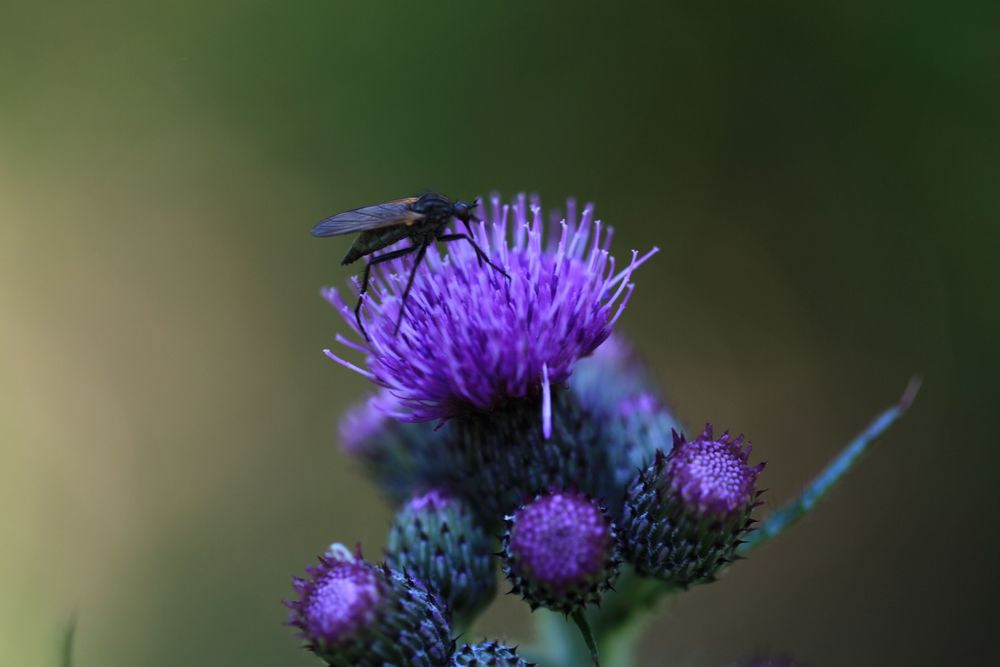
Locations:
355;246;417;340
437;233;511;281
393;241;430;335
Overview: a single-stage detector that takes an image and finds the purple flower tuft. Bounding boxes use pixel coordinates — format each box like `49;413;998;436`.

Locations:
286;545;453;666
286;548;382;647
621;424;765;585
508;492;611;589
668;423;766;518
502;491;620;613
323;193;657;423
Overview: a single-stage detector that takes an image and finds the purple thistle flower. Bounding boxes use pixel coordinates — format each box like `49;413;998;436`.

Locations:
285;545;452;667
621;424;765;586
502;491;620;613
667;424;766;518
323;193;657;428
286;548;382;646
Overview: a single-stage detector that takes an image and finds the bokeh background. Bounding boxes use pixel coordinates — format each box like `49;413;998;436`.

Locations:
2;2;997;665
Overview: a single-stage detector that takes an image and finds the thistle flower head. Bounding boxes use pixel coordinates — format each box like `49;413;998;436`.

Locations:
502;491;620;613
621;425;765;587
286;547;382;646
667;424;765;518
286;545;452;667
324;193;656;424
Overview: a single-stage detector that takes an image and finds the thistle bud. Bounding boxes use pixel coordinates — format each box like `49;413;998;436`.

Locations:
387;489;497;629
451;641;535;666
286;545;453;667
339;390;451;504
622;424;765;587
569;333;684;513
501;491;620;614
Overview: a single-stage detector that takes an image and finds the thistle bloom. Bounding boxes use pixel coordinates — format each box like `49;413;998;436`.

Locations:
502;491;620;613
667;425;765;518
622;425;765;586
287;548;380;647
286;545;452;667
297;184;917;665
323;193;657;429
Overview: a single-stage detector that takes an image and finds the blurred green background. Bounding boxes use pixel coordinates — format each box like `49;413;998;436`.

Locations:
2;2;997;665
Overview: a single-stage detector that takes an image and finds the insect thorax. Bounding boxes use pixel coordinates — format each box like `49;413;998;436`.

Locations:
412;193;455;219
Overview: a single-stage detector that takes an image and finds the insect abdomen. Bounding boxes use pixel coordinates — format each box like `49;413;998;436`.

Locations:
341;226;413;265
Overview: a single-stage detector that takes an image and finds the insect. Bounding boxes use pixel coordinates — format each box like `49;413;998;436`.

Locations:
311;192;510;340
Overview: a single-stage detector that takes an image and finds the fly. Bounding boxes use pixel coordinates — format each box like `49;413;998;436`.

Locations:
311;192;510;340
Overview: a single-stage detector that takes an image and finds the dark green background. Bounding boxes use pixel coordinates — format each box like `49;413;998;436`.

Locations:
2;2;996;665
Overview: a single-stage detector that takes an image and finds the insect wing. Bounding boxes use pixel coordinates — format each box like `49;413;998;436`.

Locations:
310;197;422;237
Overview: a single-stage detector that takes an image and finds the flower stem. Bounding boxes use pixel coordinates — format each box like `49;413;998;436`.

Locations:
532;570;674;667
572;609;601;666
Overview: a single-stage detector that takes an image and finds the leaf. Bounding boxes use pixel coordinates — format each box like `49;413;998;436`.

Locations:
740;377;921;554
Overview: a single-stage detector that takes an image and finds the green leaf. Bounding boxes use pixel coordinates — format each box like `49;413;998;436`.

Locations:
740;377;921;554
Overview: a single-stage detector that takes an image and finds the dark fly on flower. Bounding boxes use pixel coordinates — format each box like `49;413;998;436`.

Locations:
311;192;510;340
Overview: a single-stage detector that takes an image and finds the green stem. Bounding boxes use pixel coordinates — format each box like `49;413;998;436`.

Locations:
586;569;670;638
572;609;601;665
533;612;594;667
531;570;675;667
